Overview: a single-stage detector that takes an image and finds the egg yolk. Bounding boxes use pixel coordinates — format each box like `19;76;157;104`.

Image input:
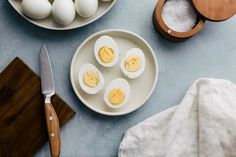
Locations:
108;88;125;105
125;55;141;72
83;71;99;88
99;46;115;63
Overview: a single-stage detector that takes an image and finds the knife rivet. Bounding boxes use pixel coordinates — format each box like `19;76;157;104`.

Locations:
49;116;53;120
51;133;55;137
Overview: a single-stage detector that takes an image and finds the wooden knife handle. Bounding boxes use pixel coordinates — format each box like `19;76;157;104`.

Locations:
45;103;61;157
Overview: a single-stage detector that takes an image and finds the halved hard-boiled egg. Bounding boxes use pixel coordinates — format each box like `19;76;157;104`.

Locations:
78;63;104;94
104;78;131;109
94;35;119;67
120;48;145;79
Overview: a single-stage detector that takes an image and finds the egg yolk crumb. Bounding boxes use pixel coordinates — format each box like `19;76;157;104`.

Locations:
125;55;141;72
108;88;125;105
83;71;99;88
99;46;115;63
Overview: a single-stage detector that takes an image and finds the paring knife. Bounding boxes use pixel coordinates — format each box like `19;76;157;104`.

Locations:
40;45;61;157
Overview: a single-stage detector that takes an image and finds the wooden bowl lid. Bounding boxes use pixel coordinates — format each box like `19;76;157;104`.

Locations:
192;0;236;21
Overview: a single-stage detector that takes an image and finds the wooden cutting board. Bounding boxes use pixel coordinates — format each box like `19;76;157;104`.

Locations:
0;57;76;157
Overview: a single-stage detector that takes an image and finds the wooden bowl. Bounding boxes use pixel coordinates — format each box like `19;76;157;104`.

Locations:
153;0;206;41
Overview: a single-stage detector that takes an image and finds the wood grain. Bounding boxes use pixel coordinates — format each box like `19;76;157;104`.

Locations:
192;0;236;21
0;57;76;157
45;103;60;157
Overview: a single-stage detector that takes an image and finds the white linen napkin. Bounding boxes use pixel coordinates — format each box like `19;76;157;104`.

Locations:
119;78;236;157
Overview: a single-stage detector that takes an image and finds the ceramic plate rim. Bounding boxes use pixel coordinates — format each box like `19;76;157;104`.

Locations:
8;0;117;30
70;29;158;116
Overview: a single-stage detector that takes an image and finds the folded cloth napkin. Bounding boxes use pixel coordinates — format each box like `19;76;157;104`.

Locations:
119;78;236;157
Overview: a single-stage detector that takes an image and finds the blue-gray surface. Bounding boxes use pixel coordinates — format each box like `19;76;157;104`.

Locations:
1;0;236;156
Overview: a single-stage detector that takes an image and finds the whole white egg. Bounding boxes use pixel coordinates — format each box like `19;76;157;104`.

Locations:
52;0;76;25
21;0;52;20
78;63;104;95
104;78;131;109
94;35;119;67
120;48;146;79
75;0;98;18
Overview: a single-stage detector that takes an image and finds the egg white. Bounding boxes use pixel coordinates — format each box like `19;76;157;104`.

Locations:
104;78;131;109
78;63;104;95
120;48;146;79
94;35;119;67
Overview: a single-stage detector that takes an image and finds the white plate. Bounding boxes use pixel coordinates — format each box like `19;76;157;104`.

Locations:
71;29;158;116
8;0;116;30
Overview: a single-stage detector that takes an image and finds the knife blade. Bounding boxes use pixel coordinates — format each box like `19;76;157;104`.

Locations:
40;45;55;98
40;44;61;157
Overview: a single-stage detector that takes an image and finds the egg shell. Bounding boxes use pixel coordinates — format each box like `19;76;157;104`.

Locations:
120;48;146;79
75;0;98;18
104;78;131;109
78;63;104;95
94;35;119;67
52;0;76;25
21;0;52;20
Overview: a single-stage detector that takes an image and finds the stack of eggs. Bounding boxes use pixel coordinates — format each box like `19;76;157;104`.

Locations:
21;0;112;26
78;36;146;109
